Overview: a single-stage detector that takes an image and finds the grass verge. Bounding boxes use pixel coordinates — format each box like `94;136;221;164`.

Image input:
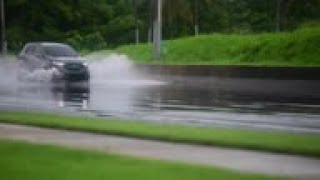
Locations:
0;111;320;157
0;139;279;180
116;27;320;66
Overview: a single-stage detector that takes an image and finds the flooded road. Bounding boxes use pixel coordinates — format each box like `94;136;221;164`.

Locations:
1;54;320;133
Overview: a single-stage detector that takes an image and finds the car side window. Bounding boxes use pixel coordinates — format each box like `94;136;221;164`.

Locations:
34;45;42;55
25;45;36;55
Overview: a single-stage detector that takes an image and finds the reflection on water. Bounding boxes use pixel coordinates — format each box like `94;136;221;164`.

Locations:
51;83;90;109
0;81;90;111
133;79;320;115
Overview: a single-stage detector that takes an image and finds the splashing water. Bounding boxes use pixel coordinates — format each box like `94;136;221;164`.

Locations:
0;55;53;84
0;56;22;90
18;68;54;83
87;54;136;80
86;53;165;86
0;53;165;87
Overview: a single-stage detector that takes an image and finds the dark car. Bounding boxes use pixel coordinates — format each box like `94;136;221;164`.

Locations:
18;42;90;82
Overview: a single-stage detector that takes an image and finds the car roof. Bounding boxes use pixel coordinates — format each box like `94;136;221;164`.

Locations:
20;42;74;55
26;42;70;47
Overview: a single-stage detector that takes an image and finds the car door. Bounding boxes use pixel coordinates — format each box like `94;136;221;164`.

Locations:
19;44;36;71
34;45;49;69
32;45;47;70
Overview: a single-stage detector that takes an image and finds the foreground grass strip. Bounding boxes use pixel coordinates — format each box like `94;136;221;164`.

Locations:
0;111;320;157
0;140;279;180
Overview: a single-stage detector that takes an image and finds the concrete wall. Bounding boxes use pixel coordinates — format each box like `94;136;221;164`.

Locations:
135;65;320;80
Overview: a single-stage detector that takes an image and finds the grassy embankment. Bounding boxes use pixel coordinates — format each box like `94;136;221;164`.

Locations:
116;27;320;66
0;111;320;157
0;140;279;180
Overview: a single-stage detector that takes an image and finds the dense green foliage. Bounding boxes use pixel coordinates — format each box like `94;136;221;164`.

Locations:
5;0;320;52
0;140;278;180
116;26;320;66
1;111;320;157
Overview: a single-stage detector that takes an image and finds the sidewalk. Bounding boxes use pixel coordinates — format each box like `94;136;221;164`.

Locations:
1;123;320;178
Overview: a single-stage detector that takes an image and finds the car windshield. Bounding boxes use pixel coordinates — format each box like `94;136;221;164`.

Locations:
44;45;78;57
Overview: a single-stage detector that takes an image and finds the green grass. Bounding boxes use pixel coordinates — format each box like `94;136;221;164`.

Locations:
0;111;320;157
116;27;320;66
0;139;279;180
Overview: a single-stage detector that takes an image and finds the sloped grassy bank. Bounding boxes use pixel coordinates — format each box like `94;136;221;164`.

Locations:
116;27;320;66
0;111;320;158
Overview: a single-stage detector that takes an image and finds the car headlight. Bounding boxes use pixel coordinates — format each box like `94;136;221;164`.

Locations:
83;62;89;67
52;61;65;67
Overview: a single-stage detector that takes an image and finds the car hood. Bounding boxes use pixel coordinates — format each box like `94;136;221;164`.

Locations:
51;56;86;63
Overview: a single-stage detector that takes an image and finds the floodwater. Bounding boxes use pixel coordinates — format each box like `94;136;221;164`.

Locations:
0;54;320;134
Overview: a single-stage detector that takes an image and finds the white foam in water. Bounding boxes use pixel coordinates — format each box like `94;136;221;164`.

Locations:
19;68;53;82
0;55;53;86
86;53;166;86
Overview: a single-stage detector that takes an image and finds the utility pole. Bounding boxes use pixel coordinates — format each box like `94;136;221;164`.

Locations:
134;0;139;44
194;0;199;36
276;0;281;32
148;0;153;43
0;0;6;54
153;0;162;60
135;26;140;44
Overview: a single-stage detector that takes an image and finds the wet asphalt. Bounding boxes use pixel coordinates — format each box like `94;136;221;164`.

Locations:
0;55;320;134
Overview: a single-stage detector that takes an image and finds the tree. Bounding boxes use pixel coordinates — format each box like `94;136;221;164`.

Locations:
4;0;320;51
